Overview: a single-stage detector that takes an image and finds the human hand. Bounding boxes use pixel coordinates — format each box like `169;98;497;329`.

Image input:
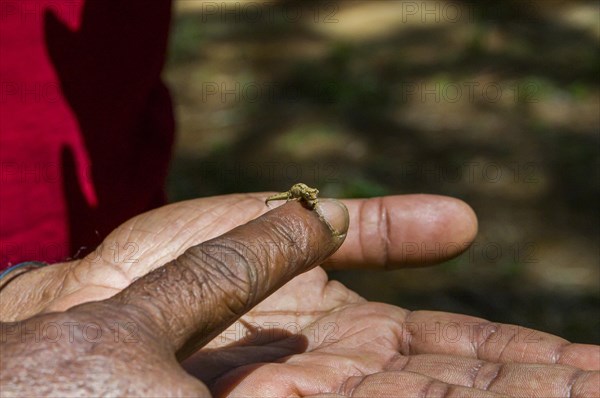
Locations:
187;269;599;397
0;193;476;320
2;194;597;396
1;200;347;396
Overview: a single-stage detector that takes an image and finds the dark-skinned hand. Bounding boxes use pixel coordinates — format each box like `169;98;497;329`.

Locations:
1;194;598;397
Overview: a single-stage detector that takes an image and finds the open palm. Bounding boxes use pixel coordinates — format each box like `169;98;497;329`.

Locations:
2;194;597;397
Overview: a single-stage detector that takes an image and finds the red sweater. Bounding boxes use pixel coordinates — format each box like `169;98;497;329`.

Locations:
0;0;174;268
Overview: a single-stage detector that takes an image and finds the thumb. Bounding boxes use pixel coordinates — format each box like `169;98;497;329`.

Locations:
103;199;348;359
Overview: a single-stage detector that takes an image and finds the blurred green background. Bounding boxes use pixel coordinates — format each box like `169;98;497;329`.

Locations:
164;0;599;343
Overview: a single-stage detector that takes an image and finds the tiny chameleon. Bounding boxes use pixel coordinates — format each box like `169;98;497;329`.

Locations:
265;183;319;210
265;183;344;237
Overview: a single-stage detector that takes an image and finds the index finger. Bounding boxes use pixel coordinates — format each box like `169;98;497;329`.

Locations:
97;200;349;359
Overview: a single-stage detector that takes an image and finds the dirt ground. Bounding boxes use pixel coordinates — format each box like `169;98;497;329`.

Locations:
164;0;600;343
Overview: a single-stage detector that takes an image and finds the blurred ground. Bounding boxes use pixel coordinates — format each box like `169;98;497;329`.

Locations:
164;0;600;343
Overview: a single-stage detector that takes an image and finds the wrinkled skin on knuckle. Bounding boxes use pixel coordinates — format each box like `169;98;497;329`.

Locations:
265;218;313;269
111;258;217;346
117;241;263;349
192;239;259;311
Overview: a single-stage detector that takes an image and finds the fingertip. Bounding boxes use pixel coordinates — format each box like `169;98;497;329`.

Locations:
315;199;350;238
400;194;479;264
436;195;479;248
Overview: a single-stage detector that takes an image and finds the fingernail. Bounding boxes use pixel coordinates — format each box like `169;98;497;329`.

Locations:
315;199;349;237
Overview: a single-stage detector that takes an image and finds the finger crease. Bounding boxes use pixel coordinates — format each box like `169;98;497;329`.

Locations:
482;363;503;391
420;377;449;398
553;342;570;365
385;352;408;371
466;360;485;388
401;310;415;356
496;328;518;363
378;197;391;270
476;323;501;360
566;369;584;398
358;201;368;265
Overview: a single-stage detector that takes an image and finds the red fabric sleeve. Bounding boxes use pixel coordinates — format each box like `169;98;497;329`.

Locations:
0;0;174;268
